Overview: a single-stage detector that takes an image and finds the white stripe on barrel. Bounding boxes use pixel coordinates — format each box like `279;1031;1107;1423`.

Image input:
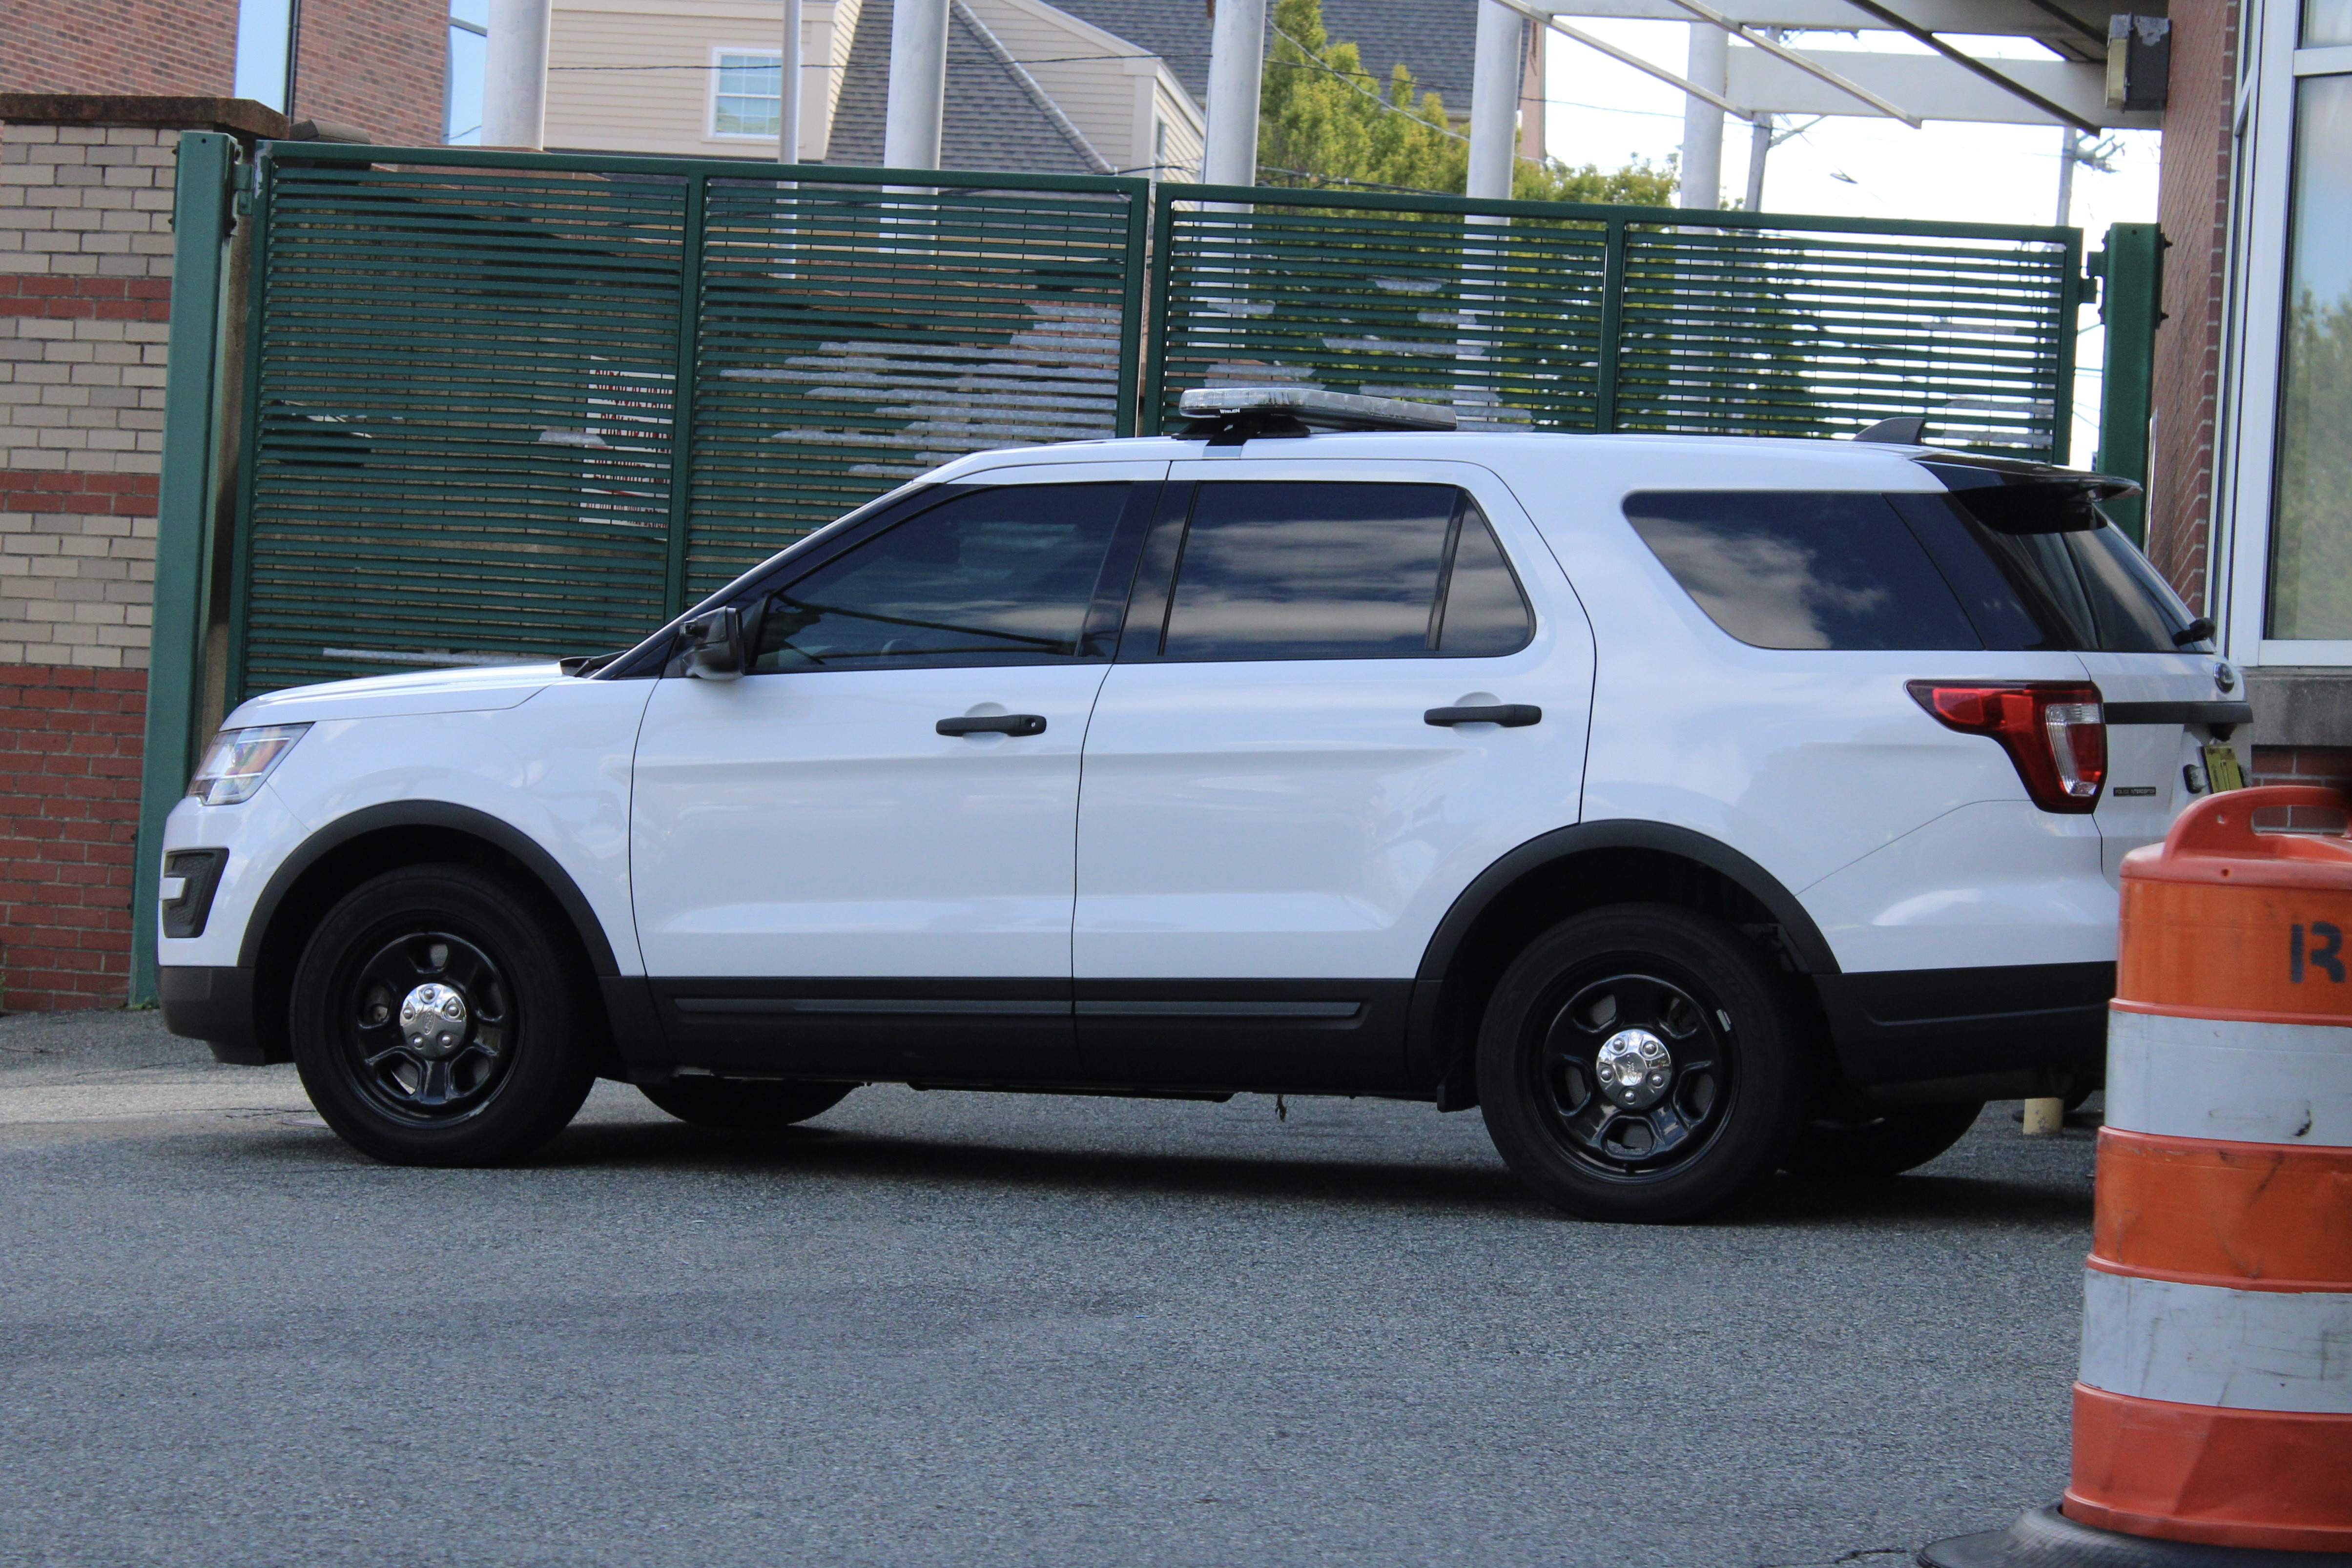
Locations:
2079;1268;2352;1415
2105;1007;2352;1145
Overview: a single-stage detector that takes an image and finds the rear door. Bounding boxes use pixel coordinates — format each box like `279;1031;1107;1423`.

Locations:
1071;460;1594;1091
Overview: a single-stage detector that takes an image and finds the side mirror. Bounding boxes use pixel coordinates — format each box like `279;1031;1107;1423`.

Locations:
681;605;744;681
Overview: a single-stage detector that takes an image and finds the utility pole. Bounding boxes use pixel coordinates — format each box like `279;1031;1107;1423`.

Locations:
1743;112;1772;210
779;0;803;163
2055;126;2078;226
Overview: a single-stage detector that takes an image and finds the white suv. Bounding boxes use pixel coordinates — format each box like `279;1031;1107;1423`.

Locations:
156;392;2242;1221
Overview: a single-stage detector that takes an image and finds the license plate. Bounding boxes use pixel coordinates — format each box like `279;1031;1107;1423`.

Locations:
2202;742;2247;792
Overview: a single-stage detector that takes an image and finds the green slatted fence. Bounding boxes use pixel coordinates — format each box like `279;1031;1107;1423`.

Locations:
227;145;1147;700
1145;184;2083;458
218;147;2093;703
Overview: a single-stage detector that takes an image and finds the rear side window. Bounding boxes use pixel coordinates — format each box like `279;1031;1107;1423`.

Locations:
1157;482;1533;661
1624;491;1980;650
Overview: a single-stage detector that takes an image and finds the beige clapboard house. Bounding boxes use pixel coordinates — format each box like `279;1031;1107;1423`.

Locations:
544;0;1205;179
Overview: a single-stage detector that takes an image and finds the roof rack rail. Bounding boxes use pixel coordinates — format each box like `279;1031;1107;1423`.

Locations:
1176;386;1458;445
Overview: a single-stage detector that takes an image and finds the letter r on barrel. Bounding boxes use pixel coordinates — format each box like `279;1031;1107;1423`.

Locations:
2290;921;2345;984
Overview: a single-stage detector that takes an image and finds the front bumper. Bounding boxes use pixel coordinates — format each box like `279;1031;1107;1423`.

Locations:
160;966;270;1065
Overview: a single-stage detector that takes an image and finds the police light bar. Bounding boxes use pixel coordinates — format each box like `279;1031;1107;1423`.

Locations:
1176;386;1458;433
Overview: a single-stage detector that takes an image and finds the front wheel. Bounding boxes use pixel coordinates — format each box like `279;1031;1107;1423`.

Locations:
1477;905;1810;1223
291;866;597;1167
639;1078;853;1129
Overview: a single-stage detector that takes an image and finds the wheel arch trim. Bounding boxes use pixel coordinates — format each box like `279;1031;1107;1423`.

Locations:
1416;821;1841;992
1408;820;1840;1089
237;801;622;976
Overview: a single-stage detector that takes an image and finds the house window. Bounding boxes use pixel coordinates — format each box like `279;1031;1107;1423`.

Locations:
2264;72;2352;639
712;51;782;138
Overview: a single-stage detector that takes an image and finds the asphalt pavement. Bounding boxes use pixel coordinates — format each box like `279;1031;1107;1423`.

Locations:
0;1006;2103;1568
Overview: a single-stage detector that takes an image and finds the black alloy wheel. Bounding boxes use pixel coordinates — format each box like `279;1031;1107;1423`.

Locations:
639;1078;855;1130
1478;905;1809;1223
292;866;596;1166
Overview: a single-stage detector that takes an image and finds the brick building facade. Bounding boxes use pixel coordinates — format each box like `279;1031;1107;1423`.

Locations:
2;2;448;146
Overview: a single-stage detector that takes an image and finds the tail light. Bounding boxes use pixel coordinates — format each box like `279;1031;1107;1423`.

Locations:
1908;681;2106;814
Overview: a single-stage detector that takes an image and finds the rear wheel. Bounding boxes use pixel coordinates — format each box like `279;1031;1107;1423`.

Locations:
1477;905;1810;1223
639;1079;853;1130
1782;1101;1983;1179
291;866;597;1167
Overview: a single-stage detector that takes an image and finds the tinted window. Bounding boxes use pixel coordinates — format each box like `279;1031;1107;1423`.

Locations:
1624;491;1980;651
1158;483;1532;661
1904;473;2206;653
1436;507;1536;655
752;483;1131;671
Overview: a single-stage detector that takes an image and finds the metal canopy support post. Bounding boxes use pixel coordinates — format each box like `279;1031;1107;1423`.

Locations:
483;0;552;149
1836;0;2101;131
1202;0;1267;187
1467;0;1525;200
133;132;239;1007
2093;222;2163;545
883;0;949;169
1682;22;1730;207
779;0;804;162
1522;8;1754;119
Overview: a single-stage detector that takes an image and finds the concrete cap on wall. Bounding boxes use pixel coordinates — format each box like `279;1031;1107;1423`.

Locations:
0;94;291;142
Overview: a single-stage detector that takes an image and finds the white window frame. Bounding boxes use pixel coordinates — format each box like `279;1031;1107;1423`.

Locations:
2215;1;2352;666
707;45;783;142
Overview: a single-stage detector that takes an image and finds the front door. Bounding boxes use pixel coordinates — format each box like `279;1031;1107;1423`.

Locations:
630;474;1157;1080
1072;461;1594;1091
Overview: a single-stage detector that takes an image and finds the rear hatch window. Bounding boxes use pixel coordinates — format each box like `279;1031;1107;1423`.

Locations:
1892;464;2209;653
1624;475;2207;654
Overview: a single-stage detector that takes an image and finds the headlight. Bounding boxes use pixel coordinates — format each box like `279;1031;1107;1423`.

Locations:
187;723;309;806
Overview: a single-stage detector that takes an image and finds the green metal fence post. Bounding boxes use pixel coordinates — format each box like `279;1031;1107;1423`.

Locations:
661;173;709;619
2092;221;2163;544
130;131;239;1007
1114;186;1149;438
1139;191;1178;436
1595;218;1627;433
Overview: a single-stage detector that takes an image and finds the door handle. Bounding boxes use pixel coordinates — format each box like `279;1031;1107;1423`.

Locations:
1425;704;1541;728
936;714;1048;737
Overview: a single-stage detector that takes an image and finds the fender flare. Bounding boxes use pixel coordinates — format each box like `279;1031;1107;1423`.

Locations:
237;801;621;976
1407;820;1840;1080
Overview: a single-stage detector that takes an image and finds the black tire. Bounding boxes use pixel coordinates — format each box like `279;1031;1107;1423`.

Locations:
639;1079;854;1130
290;865;597;1167
1477;905;1810;1223
1782;1101;1983;1179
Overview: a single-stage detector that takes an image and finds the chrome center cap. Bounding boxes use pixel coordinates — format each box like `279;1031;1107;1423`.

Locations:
399;983;470;1060
1595;1029;1673;1109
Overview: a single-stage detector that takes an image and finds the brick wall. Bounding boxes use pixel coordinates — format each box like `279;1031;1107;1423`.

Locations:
0;1;240;99
0;115;184;1009
6;2;448;147
0;664;144;1010
293;0;451;146
2146;0;2237;616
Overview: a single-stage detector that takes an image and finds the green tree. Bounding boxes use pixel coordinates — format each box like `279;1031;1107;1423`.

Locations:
1256;0;1674;206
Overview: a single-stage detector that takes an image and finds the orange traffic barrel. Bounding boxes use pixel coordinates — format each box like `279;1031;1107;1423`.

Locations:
1921;784;2352;1568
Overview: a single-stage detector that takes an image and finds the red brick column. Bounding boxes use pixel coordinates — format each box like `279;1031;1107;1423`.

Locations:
0;663;146;1010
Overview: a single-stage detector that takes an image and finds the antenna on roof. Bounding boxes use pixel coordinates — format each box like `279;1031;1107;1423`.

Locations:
1176;386;1458;445
1853;415;1929;444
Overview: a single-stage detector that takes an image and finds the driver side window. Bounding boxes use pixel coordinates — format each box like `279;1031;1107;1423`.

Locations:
751;483;1136;672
